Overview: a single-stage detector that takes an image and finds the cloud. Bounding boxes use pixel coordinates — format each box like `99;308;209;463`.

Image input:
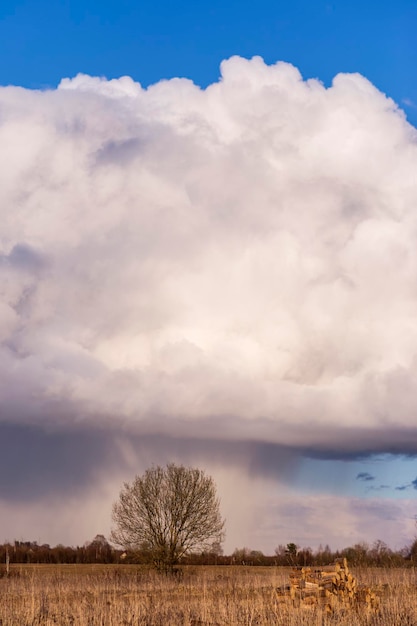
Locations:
356;472;375;482
1;56;417;546
0;421;302;504
0;422;123;501
402;98;416;109
1;57;416;449
411;478;417;489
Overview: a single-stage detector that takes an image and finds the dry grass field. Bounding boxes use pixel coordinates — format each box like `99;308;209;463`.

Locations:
1;564;417;625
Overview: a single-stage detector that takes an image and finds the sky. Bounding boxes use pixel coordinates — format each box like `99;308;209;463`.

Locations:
0;0;417;554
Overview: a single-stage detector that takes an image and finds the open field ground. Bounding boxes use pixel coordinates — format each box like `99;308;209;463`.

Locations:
1;564;417;625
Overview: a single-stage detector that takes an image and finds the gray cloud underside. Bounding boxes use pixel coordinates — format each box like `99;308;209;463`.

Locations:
2;420;417;504
1;56;417;482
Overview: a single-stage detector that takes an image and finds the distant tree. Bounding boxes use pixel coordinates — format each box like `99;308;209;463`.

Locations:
298;546;313;566
315;544;333;566
111;464;225;574
249;550;265;565
369;539;392;566
408;538;417;563
285;542;298;565
209;540;224;565
341;542;369;566
84;535;113;563
274;544;287;564
275;544;286;557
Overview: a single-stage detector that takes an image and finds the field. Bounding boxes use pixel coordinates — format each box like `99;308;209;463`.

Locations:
1;564;417;625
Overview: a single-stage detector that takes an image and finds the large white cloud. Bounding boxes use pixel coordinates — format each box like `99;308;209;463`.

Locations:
1;56;417;456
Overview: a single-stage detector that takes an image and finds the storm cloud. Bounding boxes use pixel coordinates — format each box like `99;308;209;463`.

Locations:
1;56;417;549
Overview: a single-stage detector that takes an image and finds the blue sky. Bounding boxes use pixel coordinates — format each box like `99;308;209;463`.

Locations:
1;0;416;126
297;455;417;500
1;1;417;552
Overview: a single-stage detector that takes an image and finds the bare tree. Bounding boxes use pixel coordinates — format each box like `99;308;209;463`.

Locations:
111;463;225;573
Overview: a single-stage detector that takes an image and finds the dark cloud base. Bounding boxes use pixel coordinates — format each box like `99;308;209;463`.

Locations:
0;423;117;501
2;418;417;503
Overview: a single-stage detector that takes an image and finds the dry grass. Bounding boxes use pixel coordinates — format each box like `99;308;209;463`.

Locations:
1;564;417;625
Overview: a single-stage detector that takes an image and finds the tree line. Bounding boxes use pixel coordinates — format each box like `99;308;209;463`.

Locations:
1;537;416;568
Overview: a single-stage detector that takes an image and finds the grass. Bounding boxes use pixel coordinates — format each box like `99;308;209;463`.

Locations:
1;564;417;625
